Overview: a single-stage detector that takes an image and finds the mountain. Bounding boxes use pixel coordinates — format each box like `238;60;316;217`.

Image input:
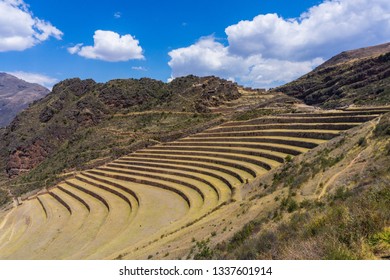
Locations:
0;73;50;127
0;75;298;196
1;44;389;261
277;42;390;108
0;66;389;260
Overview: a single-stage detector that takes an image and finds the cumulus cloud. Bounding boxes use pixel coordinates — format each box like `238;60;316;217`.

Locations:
7;71;58;89
168;0;390;88
0;0;63;52
169;36;323;88
68;30;144;62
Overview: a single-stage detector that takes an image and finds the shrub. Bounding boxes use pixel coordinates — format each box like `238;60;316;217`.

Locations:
287;199;299;213
332;186;351;201
0;188;10;206
194;239;213;260
358;137;367;147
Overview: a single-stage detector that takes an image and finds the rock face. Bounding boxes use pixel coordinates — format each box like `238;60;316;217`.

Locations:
277;42;390;108
6;139;49;177
0;73;49;127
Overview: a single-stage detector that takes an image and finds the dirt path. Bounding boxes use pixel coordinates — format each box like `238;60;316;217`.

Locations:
317;151;363;199
114;111;202;117
317;118;379;199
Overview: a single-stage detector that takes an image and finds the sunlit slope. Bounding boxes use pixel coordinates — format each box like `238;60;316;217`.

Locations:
0;107;389;259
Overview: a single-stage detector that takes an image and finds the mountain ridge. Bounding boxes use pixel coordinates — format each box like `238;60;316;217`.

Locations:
277;42;390;108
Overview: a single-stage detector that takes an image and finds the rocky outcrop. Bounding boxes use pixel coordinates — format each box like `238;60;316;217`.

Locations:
6;139;49;177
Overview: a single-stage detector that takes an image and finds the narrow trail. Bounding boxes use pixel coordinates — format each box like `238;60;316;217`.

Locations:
113;111;206;117
318;151;364;199
317;118;379;199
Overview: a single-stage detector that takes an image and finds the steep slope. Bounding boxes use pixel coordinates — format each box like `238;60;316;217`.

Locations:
0;73;49;127
277;42;390;108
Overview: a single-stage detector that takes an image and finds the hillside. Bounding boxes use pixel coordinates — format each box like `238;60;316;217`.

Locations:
0;73;49;127
277;42;390;108
0;75;298;198
0;104;388;259
206;111;390;260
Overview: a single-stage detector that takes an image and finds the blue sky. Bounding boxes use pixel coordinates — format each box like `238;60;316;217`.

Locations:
1;0;389;89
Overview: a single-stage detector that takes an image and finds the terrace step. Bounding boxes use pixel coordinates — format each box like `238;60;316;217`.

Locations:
220;115;377;127
60;178;134;259
177;136;325;149
121;155;247;183
71;173;190;259
127;153;261;179
8;193;73;259
146;145;288;163
87;169;197;210
136;149;283;169
74;175;134;211
95;166;211;205
106;162;226;202
279;111;389;117
33;188;91;259
205;123;361;133
343;107;390;111
192;129;341;140
114;159;237;193
161;141;308;155
80;172;140;208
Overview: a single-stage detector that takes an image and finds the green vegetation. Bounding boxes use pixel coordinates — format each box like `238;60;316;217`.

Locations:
272;147;344;190
0;188;9;206
212;183;390;260
374;113;390;137
193;239;214;260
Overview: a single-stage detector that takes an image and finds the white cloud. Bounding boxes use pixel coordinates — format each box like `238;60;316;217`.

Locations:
169;36;323;88
226;0;390;60
114;12;121;19
6;71;58;89
132;66;147;71
67;43;83;54
0;0;63;52
168;0;390;88
68;30;144;62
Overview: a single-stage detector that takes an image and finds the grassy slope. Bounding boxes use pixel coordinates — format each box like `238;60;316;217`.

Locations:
146;113;390;260
189;114;390;259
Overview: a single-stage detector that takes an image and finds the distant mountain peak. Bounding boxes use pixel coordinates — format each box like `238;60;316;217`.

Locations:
0;72;50;127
